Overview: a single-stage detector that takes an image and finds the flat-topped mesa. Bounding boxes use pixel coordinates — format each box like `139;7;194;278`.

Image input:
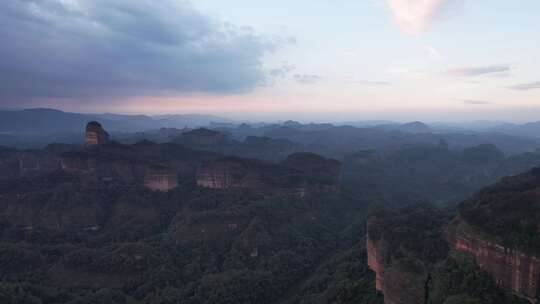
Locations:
85;121;109;146
144;165;178;192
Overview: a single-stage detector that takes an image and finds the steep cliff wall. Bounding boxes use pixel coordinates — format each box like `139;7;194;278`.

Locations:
366;234;386;292
196;154;342;198
366;206;454;304
0;149;63;178
196;158;253;189
17;151;62;176
366;217;427;304
85;121;109;146
144;166;178;192
450;167;540;303
447;219;540;302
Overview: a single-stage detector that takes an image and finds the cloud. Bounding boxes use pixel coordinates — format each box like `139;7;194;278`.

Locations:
460;99;493;105
0;0;287;101
509;81;540;91
445;65;511;77
294;74;322;85
350;80;391;86
269;64;295;78
386;0;463;34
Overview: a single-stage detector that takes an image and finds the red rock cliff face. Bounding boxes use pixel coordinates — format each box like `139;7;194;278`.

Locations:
196;159;253;189
367;218;426;304
196;155;342;198
144;166;178;192
85;121;109;146
447;220;540;302
367;236;385;292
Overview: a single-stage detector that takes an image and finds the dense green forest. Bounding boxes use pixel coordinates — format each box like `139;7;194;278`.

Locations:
459;167;540;255
0;173;382;304
3;127;540;303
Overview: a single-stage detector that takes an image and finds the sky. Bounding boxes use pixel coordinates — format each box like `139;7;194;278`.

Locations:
1;0;540;122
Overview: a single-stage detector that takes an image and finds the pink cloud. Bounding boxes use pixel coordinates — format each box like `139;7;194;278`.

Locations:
386;0;463;34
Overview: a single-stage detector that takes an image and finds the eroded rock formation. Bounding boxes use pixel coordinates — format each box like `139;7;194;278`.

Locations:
447;218;540;302
85;121;109;146
196;154;342;197
366;217;426;304
58;123;220;190
196;157;258;189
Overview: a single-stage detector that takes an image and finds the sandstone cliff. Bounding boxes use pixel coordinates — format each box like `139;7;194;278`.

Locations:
367;167;540;304
143;166;178;192
366;216;427;304
59;123;220;191
0;145;72;179
196;153;342;197
196;157;259;189
450;167;540;303
447;218;540;302
85;121;109;146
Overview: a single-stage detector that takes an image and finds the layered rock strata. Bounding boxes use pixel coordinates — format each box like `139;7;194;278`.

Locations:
447;219;540;303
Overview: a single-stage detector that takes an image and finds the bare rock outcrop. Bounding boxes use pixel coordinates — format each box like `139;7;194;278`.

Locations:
366;217;426;304
85;121;109;146
144;166;178;192
447;218;540;302
196;157;259;189
196;153;342;197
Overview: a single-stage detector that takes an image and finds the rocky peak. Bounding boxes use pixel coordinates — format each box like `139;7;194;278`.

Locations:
85;121;109;146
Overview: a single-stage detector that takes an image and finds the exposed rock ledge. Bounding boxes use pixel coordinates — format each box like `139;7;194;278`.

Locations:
447;218;540;303
366;217;426;304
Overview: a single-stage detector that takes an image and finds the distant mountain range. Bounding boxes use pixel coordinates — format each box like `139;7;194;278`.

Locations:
0;108;232;134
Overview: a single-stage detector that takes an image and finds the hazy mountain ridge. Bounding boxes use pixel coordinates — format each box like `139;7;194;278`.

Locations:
0;108;231;134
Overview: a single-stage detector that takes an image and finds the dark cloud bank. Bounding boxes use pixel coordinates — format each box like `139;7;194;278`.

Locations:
0;0;286;102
